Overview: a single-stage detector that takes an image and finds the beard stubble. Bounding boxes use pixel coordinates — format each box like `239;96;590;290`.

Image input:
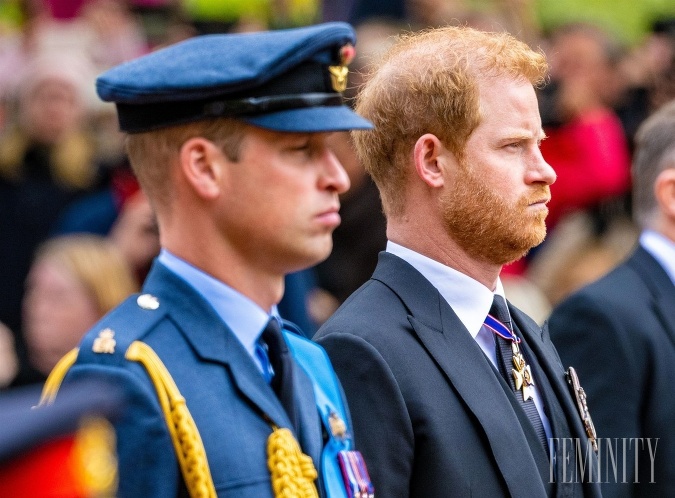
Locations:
441;165;549;266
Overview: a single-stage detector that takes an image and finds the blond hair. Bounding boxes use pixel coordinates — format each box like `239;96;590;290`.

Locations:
352;26;548;217
34;234;138;316
125;118;247;210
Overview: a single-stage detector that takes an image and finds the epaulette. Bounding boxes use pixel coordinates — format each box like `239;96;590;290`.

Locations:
39;293;218;498
40;297;321;498
77;293;167;368
40;293;165;405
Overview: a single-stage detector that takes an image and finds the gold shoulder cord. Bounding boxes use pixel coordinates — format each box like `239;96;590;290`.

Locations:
39;348;79;406
267;426;319;498
40;342;319;498
125;341;217;498
39;344;217;498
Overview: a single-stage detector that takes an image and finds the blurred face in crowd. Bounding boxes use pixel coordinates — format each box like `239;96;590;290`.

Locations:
23;257;99;375
108;191;160;280
20;78;84;145
441;76;556;265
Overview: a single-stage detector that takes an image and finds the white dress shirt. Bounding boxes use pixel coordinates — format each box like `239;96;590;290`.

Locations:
386;241;552;439
640;230;675;285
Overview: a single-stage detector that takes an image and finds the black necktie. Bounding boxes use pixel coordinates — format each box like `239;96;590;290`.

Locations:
489;295;548;452
260;318;298;430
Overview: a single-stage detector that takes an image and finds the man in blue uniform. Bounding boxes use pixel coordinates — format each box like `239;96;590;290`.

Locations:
40;23;373;497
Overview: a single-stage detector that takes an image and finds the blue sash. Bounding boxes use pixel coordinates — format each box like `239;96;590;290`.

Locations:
283;327;352;498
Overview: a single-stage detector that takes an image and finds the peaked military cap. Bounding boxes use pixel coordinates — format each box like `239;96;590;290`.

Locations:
97;22;373;133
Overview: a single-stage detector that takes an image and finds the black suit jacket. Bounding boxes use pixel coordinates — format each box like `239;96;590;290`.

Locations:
549;245;675;497
315;252;600;498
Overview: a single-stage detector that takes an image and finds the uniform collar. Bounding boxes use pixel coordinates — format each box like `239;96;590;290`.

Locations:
157;249;279;359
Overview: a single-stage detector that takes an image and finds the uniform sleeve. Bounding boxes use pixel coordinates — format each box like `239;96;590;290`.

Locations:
317;332;414;498
63;362;182;497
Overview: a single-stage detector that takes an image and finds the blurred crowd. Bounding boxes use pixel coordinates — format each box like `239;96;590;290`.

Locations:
0;0;674;390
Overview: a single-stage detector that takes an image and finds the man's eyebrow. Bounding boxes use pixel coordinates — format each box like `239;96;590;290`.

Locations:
498;129;547;143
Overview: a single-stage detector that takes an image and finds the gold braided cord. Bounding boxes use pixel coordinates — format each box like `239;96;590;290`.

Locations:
39;348;79;407
267;427;319;498
125;341;217;498
38;342;319;498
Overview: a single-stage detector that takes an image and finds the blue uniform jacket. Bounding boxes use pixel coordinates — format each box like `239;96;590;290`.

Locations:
62;261;326;497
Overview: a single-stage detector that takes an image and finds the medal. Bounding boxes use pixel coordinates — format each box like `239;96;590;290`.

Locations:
566;367;598;453
484;314;536;401
511;341;535;401
338;450;374;498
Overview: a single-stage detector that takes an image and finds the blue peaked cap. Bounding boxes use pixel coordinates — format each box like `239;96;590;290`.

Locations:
96;22;373;133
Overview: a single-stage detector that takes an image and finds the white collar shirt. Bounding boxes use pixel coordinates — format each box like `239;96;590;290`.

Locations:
386;241;551;440
640;230;675;286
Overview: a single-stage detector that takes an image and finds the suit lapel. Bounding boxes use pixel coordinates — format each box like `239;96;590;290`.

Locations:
511;306;601;496
629;247;675;349
510;306;574;435
143;262;292;430
373;253;548;497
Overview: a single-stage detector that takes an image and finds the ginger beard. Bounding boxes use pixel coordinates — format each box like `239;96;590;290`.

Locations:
441;163;550;266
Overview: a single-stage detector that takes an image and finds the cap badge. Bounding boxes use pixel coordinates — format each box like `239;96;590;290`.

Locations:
93;328;116;354
328;44;355;93
137;294;160;310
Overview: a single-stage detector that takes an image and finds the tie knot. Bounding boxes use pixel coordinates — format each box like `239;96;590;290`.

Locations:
490;294;512;330
256;317;284;384
262;317;282;340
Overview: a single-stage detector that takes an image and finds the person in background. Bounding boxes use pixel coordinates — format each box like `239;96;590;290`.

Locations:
538;23;631;231
549;99;675;497
13;234;137;386
315;26;601;497
0;323;19;389
310;20;397;320
0;51;99;372
522;22;636;303
39;23;374;497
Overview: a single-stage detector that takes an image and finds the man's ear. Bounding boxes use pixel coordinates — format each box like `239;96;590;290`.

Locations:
413;133;451;188
178;137;225;200
655;167;675;220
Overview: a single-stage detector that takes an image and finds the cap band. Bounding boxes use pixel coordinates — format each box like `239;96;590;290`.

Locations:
204;93;343;117
115;61;347;133
117;93;344;133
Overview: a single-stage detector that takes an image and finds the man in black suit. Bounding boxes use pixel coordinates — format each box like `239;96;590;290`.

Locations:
549;100;675;497
315;26;601;497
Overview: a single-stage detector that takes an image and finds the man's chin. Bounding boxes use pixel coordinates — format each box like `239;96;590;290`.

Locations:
483;229;547;266
287;240;333;274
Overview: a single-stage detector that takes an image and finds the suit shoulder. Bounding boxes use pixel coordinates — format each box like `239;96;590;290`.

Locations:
316;279;408;340
557;260;649;313
76;293;168;367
